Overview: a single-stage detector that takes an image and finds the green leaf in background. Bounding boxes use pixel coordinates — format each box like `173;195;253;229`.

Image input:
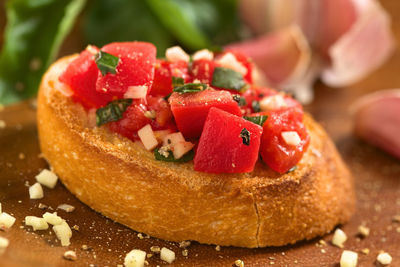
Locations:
146;0;240;51
0;0;86;105
84;0;176;57
84;0;241;55
145;0;210;50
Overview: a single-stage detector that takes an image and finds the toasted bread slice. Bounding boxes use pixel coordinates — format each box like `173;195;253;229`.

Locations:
37;56;355;248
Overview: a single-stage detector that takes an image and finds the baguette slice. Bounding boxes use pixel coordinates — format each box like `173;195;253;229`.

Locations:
37;56;355;248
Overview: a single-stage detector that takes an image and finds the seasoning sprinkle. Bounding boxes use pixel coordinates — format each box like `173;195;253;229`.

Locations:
240;128;251;146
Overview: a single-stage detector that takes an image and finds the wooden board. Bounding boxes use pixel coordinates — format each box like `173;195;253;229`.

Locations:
1;1;400;266
1;72;400;267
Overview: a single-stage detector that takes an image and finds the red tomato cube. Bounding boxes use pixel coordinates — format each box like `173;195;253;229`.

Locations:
190;59;216;84
96;42;156;98
59;47;112;108
149;59;189;97
169;89;242;138
108;100;151;141
260;109;310;173
194;108;263;173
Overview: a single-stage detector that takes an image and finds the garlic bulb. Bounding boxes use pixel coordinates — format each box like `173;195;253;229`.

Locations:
235;0;395;103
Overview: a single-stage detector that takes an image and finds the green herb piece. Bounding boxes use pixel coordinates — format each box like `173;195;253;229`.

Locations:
252;100;261;112
240;128;250;146
211;67;246;91
244;115;268;126
0;0;87;104
287;166;298;173
95;51;120;76
232;95;247;106
163;93;172;101
172;76;184;88
96;99;132;126
173;83;207;94
154;148;194;162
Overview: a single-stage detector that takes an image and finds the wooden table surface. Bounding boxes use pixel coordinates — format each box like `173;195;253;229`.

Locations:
1;1;400;266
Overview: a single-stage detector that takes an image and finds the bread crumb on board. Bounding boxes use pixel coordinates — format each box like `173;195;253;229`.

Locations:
0;237;9;250
234;259;244;267
357;225;370;237
63;250;77;261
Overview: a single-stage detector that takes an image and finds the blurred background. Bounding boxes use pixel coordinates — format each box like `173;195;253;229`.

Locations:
0;0;399;106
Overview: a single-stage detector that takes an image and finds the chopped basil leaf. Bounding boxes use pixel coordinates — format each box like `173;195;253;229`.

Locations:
95;50;120;76
233;95;247;106
163;93;172;101
287;165;298;173
172;76;184;88
211;67;246;91
173;83;207;93
154;148;194;162
252;100;261;112
244;115;268;126
96;99;132;126
240;128;250;146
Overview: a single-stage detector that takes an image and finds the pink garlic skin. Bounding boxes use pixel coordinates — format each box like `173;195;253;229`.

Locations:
300;0;357;59
225;26;319;104
238;0;395;91
239;0;357;58
226;26;310;85
321;0;395;87
352;90;400;159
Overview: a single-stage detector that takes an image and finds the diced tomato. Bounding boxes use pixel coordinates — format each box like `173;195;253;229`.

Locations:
59;47;112;108
194;108;262;173
149;59;189;97
241;86;277;113
108;100;151;140
241;86;303;115
221;50;253;83
96;42;156;98
109;96;176;141
146;96;175;130
169;89;242;139
259;109;310;173
190;59;216;84
149;60;171;97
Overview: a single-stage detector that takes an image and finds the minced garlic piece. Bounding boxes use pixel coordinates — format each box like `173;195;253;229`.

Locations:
124;249;146;267
193;49;213;61
53;220;72;246
25;216;49;231
43;212;63;225
166;46;189;63
0;212;16;229
36;169;58;188
332;228;347;248
377;252;392;265
160;247;176;264
340;250;358;267
29;183;44;199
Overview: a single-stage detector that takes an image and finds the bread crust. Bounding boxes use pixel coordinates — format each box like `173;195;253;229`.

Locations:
37;56;355;247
